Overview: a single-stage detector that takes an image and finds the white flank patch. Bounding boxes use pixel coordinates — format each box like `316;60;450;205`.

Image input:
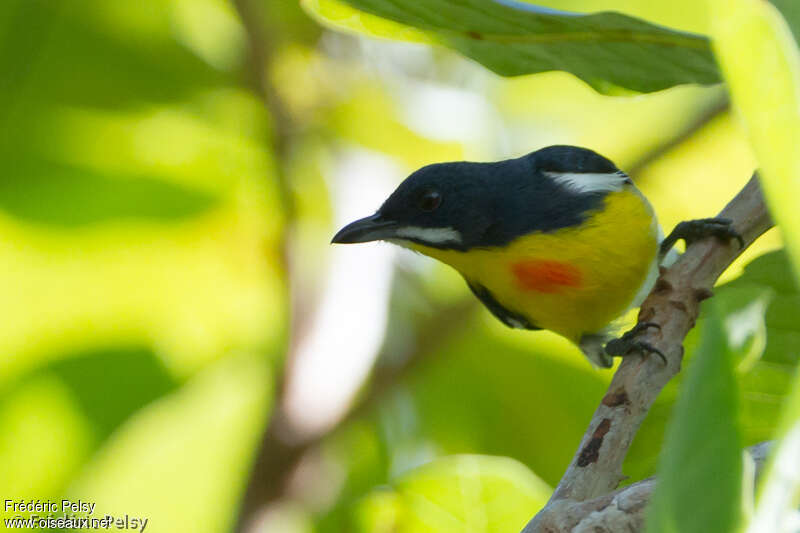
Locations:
631;254;660;309
544;170;630;193
628;217;663;310
394;226;463;245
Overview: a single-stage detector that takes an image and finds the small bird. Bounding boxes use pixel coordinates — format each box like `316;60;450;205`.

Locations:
332;146;740;367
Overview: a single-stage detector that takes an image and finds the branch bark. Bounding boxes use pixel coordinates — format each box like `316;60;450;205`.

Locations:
523;173;773;532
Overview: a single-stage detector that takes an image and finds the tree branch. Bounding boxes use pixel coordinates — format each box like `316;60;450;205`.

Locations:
523;173;773;532
533;442;771;533
231;0;301;527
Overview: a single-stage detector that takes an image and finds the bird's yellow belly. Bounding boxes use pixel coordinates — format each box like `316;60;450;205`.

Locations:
412;189;659;342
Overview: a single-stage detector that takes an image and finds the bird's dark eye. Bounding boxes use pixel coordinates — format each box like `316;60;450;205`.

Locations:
418;190;442;211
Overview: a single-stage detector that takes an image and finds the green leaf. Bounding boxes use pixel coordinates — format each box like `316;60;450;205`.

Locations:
646;303;742;533
0;160;218;227
769;0;800;44
746;368;800;533
355;454;551;533
67;353;272;533
708;0;800;280
301;0;433;43
717;251;800;368
302;0;721;93
46;347;179;442
710;251;799;448
0;375;94;502
0;0;227;113
0;347;179;509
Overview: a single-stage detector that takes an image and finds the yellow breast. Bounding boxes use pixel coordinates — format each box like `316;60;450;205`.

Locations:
411;188;659;343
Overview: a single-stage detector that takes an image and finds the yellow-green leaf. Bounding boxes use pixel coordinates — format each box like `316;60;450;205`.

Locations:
708;0;800;280
355;455;551;533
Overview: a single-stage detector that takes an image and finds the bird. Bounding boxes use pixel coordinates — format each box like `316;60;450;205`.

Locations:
331;146;741;367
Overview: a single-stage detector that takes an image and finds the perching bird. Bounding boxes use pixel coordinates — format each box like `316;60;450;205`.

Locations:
332;146;740;367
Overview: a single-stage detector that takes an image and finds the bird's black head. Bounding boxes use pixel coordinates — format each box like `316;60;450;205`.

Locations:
332;146;621;251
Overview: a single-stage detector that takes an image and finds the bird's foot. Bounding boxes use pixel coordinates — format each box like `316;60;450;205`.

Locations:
605;322;666;365
659;217;744;257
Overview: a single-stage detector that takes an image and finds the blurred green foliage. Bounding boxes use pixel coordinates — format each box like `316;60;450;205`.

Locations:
0;1;798;532
0;0;283;531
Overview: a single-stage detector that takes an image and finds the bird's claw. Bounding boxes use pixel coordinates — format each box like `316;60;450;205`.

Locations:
605;322;667;365
659;217;744;257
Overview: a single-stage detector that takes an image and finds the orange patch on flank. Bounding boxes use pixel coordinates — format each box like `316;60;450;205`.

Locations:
511;259;582;293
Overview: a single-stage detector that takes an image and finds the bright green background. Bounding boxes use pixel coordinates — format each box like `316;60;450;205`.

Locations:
0;1;798;532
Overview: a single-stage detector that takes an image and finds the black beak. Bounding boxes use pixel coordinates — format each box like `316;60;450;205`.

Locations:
331;213;399;244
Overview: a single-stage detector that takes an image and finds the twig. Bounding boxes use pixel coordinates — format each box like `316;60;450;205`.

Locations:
523;173;773;532
231;0;297;527
626;92;729;176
